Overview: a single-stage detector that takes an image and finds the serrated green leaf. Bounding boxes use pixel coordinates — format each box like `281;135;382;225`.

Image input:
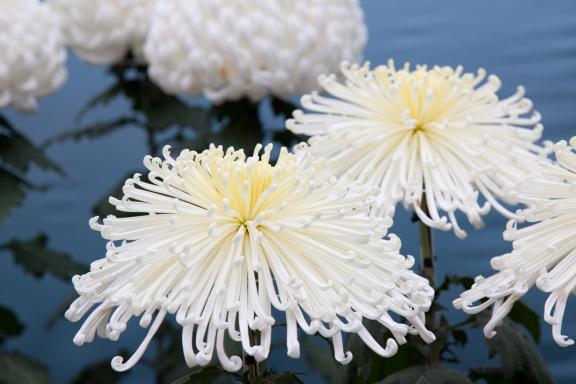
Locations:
301;338;348;384
252;371;304;384
475;315;553;384
0;305;24;345
43;117;141;146
437;275;474;294
377;365;473;384
92;171;142;219
0;117;63;175
0;352;53;384
507;300;541;343
145;96;210;132
270;97;297;119
76;82;125;122
172;366;231;384
0;168;26;225
450;328;468;347
1;234;87;281
71;358;125;384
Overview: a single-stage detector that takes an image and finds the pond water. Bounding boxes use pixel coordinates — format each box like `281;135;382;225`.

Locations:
1;0;576;383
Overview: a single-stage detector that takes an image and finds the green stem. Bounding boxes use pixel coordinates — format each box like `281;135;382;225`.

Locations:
419;195;436;289
244;330;260;382
419;192;441;363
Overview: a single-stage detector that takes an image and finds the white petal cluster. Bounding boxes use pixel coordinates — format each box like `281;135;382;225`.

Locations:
454;138;576;347
0;0;67;111
287;61;550;239
49;0;153;65
144;0;367;103
66;144;434;372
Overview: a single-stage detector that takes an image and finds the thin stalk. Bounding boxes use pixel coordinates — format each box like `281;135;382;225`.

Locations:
243;330;260;382
419;194;436;288
419;192;441;363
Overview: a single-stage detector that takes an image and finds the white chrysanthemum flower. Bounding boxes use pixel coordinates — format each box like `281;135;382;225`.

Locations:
287;61;550;239
454;137;576;347
65;144;435;372
144;0;367;103
0;0;67;111
49;0;153;65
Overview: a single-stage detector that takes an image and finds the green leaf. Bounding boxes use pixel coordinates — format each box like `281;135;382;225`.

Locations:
0;168;26;226
0;306;24;345
437;275;474;294
0;114;16;131
507;300;541;343
352;330;426;383
252;371;304;384
271;130;302;148
144;96;210;132
92;171;142;219
153;322;199;384
474;315;553;384
172;366;231;384
1;234;87;280
0;121;63;175
0;352;53;384
43;117;141;146
76;82;125;122
450;328;468;348
270;97;298;119
377;365;473;384
302;338;348;384
208;100;264;151
71;358;125;384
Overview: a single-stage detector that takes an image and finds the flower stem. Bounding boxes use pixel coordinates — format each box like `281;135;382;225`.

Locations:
418;192;441;363
244;329;260;382
419;194;436;289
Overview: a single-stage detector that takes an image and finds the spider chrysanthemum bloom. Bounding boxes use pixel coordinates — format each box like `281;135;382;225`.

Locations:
454;137;576;347
49;0;153;65
65;144;435;372
287;61;550;238
144;0;367;103
0;0;67;111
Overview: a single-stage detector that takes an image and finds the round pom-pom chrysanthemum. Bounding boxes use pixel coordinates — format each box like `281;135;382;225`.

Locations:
65;144;435;372
144;0;367;103
454;137;576;347
287;61;550;239
49;0;152;65
0;0;67;111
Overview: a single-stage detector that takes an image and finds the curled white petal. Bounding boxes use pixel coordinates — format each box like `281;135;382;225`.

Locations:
0;0;67;111
454;137;576;346
287;61;550;238
66;143;435;371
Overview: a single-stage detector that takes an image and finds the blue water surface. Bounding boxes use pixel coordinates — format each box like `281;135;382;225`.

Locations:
1;0;576;383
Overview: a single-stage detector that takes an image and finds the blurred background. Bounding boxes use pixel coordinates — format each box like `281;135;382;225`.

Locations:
1;0;575;383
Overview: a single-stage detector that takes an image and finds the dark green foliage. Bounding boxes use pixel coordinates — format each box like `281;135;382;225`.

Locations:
470;315;554;384
70;357;126;384
0;114;63;225
1;234;87;280
377;365;473;384
507;300;541;343
0;352;53;384
172;366;304;384
0;306;24;346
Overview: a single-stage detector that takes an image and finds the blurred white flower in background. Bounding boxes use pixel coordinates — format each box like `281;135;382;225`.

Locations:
0;0;67;111
455;137;576;347
287;61;550;239
49;0;153;65
66;144;434;372
144;0;367;103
